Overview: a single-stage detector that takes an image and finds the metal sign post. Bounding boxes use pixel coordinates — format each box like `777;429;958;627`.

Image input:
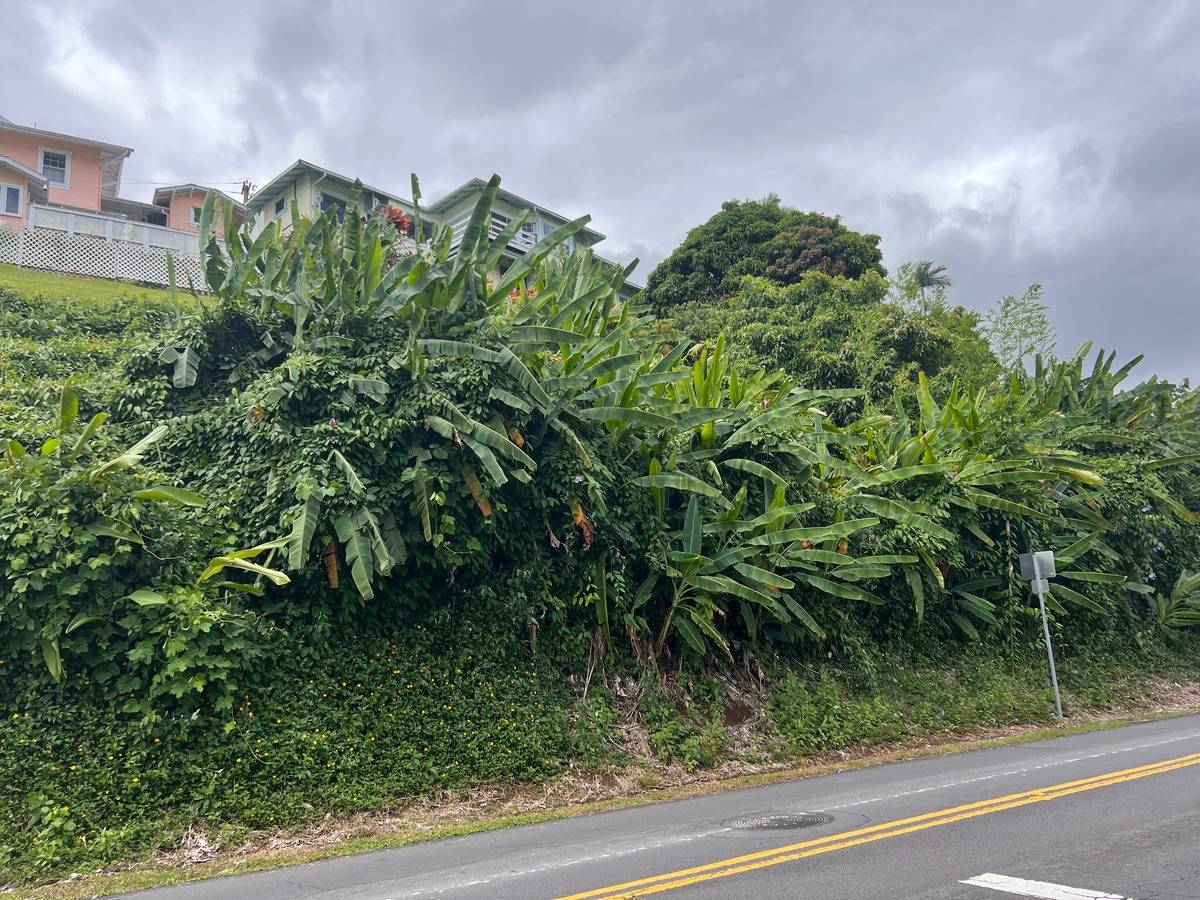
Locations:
1019;550;1063;721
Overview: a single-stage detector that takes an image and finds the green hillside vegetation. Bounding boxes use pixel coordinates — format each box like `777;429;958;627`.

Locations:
0;263;178;306
2;184;1198;887
0;267;179;447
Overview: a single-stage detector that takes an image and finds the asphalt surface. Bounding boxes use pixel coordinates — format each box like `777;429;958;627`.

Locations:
122;714;1200;899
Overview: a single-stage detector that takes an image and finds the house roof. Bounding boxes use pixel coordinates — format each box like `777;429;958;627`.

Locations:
153;183;247;214
0;117;132;199
0;154;48;186
100;195;168;221
0;118;132;159
0;154;48;206
425;177;606;243
246;159;409;212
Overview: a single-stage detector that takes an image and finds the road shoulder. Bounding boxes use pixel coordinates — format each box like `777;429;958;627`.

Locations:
17;698;1200;900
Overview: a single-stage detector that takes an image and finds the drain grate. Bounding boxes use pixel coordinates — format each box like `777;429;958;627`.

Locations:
726;813;833;831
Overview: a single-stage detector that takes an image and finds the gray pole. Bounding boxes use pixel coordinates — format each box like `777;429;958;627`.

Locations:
1032;554;1064;720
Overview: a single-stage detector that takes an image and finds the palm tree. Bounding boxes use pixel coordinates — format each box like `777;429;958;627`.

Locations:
913;260;951;313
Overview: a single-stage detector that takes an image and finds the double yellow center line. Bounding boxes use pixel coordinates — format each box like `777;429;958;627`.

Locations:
557;749;1200;898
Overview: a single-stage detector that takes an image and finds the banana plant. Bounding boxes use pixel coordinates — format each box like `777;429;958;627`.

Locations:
202;176;638;600
644;490;828;658
1150;571;1200;635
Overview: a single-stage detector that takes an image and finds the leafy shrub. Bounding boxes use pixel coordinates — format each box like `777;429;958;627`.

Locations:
0;625;578;882
638;684;727;771
0;285;174;444
0;388;287;718
768;671;904;754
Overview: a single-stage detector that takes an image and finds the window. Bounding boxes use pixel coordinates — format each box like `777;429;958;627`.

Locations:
190;206;202;226
1;184;20;216
547;219;575;252
38;148;71;187
320;192;346;222
548;217;576;252
274;197;285;217
521;219;539;243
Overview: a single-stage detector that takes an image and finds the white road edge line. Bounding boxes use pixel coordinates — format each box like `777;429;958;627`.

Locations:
821;730;1200;812
961;872;1128;899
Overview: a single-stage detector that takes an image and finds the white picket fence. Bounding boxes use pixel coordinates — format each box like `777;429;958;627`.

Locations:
0;207;205;288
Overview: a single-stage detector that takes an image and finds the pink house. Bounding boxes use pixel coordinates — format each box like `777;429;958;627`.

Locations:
0;155;47;227
152;183;245;235
0;114;243;233
0;114;131;219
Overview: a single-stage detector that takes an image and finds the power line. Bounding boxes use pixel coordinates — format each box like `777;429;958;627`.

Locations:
121;179;251;185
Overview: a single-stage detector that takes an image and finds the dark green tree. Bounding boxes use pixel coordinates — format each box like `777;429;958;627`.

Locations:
664;272;998;408
642;196;885;312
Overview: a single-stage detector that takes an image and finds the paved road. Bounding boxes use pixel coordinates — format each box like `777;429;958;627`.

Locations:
124;714;1200;899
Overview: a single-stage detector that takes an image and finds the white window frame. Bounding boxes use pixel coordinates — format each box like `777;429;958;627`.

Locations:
273;196;286;218
37;147;72;189
190;205;202;226
0;181;22;217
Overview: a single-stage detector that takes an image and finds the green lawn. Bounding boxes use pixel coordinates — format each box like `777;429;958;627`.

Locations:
0;263;178;306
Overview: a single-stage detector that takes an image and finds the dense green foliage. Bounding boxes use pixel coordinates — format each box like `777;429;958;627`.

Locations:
1;180;1198;885
642;197;885;313
1;623;573;879
664;272;998;405
0;283;175;442
647;202;997;402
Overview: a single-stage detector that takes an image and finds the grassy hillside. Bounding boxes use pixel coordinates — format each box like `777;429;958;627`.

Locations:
0;264;178;306
0;266;179;442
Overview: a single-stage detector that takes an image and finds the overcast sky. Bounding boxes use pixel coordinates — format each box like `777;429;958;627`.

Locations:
3;0;1197;381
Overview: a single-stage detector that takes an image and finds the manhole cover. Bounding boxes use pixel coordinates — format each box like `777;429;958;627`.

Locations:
726;813;833;831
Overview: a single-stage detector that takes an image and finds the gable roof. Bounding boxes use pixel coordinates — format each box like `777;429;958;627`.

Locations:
0;118;132;198
425;177;606;243
0;155;48;206
246;159;410;213
0;118;132;158
100;195;168;220
153;183;247;214
0;155;48;185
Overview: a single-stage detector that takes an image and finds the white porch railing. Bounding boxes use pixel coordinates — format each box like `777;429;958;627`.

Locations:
0;205;206;288
27;204;199;255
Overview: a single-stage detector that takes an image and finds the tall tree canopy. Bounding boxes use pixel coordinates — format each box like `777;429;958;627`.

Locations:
666;272;997;410
642;196;886;312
